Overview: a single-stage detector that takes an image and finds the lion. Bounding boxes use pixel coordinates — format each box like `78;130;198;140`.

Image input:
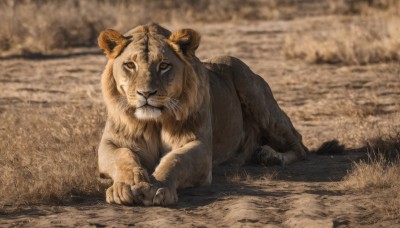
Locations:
97;23;308;206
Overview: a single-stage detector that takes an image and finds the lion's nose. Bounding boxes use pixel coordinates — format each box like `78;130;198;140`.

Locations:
136;90;157;98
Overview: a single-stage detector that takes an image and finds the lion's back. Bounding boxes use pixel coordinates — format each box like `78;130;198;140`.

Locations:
202;55;290;165
202;55;240;73
202;56;246;164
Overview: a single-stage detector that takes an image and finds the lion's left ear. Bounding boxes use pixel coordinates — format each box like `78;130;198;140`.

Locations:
98;29;129;59
168;29;201;59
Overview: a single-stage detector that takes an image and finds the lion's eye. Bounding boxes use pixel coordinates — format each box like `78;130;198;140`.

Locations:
124;62;136;71
159;62;171;71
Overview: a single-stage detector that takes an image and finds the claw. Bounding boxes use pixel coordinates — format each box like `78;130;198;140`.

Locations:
153;188;166;205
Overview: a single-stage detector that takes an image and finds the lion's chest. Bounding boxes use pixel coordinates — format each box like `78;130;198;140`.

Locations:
160;130;175;156
160;129;194;156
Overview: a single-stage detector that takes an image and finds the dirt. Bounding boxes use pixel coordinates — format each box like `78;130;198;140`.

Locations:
1;17;399;227
0;153;365;227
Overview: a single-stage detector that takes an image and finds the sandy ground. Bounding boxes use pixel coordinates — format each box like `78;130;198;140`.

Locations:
1;17;400;227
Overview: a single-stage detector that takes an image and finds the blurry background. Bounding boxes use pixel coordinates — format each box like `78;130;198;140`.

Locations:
1;0;292;55
1;0;399;59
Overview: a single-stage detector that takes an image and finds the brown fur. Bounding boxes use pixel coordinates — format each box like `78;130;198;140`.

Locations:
97;23;307;206
98;29;130;59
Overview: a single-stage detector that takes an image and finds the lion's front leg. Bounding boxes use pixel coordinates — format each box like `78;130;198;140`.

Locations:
99;144;149;205
131;140;212;206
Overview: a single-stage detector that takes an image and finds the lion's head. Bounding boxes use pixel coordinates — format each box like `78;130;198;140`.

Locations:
98;23;207;124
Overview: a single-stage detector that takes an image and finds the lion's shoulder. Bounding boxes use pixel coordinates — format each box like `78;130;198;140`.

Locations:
202;55;248;71
202;55;240;67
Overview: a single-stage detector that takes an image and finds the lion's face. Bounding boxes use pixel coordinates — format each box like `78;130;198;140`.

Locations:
98;23;201;121
112;36;186;120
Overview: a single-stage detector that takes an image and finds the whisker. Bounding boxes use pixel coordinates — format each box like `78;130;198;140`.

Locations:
116;96;132;112
166;98;182;117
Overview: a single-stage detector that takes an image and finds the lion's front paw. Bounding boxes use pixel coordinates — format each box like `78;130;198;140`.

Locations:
131;182;178;206
130;167;150;185
106;182;134;205
106;167;150;205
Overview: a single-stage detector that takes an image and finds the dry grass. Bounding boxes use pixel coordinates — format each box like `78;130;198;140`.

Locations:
228;169;277;184
229;170;255;184
0;0;295;56
342;130;400;218
0;1;114;55
283;17;400;65
288;0;400;65
329;0;400;15
0;104;106;210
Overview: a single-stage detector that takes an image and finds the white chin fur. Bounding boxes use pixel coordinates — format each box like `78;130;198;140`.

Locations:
134;107;162;120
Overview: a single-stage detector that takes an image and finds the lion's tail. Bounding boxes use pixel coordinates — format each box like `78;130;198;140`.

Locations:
312;140;345;155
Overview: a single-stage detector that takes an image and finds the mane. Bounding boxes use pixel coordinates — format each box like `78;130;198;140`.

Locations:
161;57;210;142
101;26;209;139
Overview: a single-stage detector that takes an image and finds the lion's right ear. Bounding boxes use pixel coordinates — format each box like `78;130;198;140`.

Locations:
168;29;201;60
98;29;129;59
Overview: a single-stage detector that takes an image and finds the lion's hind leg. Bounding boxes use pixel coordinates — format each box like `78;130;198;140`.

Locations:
254;145;301;167
226;56;307;166
253;113;308;167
